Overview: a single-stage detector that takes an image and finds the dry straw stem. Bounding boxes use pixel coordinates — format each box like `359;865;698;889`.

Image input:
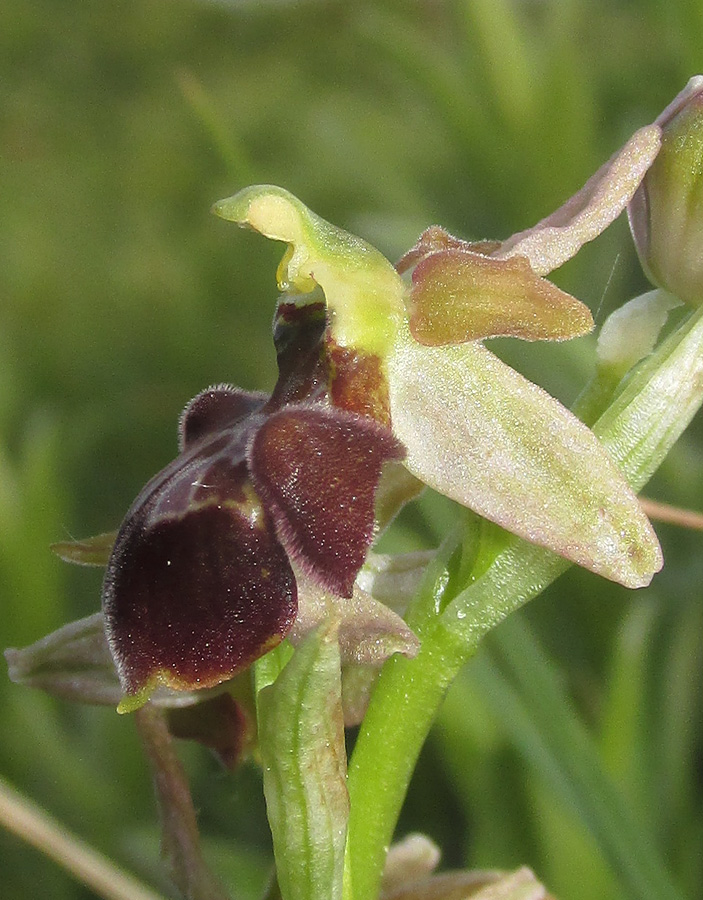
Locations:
0;776;167;900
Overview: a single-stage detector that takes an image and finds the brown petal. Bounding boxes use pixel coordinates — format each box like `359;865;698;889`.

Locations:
409;248;593;344
249;405;405;597
396;225;500;274
167;691;255;771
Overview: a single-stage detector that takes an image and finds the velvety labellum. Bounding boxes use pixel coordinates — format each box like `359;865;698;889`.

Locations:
104;384;403;701
104;405;298;700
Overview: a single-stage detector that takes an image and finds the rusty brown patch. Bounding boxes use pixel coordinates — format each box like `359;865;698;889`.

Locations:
326;339;391;428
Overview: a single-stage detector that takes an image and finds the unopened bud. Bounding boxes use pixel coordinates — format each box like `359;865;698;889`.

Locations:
629;77;703;305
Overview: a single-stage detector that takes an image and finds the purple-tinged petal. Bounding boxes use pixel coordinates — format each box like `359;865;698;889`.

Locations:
653;75;703;128
248;405;405;597
495;124;662;275
409;248;593;344
104;428;297;705
179;384;267;451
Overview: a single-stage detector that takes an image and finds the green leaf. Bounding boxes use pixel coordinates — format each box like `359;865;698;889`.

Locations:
472;616;684;900
257;624;349;900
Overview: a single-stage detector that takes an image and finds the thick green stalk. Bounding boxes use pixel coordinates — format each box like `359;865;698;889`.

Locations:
343;620;467;900
343;545;564;900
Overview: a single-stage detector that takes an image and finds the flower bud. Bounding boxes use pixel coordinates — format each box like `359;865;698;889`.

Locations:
629;76;703;305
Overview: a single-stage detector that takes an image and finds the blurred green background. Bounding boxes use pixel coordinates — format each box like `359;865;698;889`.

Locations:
1;1;702;898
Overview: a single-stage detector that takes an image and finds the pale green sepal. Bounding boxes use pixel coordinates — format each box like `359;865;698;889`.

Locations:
257;623;349;900
593;302;703;492
51;530;117;567
597;289;682;381
5;613;207;709
387;326;662;588
213;185;404;357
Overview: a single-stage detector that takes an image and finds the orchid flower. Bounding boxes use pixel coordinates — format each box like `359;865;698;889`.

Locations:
10;90;682;715
210;145;663;593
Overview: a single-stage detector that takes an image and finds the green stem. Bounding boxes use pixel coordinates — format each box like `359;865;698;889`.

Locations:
343;543;565;900
343;620;467;900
